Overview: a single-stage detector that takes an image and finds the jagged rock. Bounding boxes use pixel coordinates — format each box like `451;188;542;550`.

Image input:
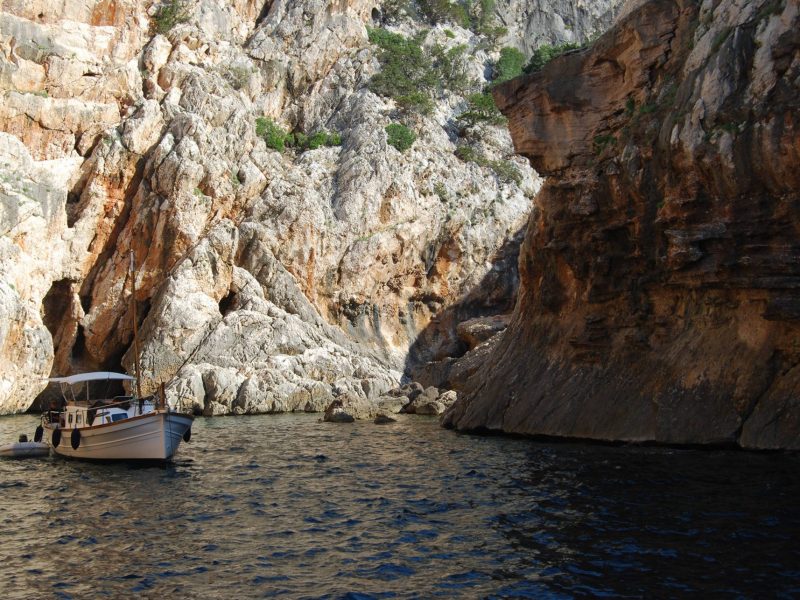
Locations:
438;390;458;408
402;385;441;414
446;0;800;450
495;0;625;58
201;367;245;414
0;0;619;415
456;315;510;350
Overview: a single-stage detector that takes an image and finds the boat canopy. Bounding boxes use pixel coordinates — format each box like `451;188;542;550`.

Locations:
48;372;135;385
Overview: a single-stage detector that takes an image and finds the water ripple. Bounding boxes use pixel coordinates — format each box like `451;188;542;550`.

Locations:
0;413;799;598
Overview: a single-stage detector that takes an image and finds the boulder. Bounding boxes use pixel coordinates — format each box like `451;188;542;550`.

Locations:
415;401;446;416
323;393;377;422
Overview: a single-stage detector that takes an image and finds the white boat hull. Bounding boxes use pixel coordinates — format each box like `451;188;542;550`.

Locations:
0;442;50;458
43;411;193;461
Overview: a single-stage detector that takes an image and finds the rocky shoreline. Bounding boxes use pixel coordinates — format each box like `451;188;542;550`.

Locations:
4;0;797;449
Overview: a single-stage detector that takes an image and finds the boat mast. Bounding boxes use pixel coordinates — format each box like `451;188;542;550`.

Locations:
129;250;143;400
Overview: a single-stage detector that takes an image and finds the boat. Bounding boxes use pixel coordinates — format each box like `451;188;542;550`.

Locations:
39;372;193;461
37;250;193;461
0;434;50;458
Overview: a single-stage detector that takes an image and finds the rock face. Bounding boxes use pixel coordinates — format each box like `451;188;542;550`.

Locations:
495;0;622;57
444;0;800;449
0;0;621;415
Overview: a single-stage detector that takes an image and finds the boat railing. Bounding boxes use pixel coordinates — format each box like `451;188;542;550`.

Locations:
43;396;159;427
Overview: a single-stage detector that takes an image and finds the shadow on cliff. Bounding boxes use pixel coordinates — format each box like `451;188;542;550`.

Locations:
404;223;527;389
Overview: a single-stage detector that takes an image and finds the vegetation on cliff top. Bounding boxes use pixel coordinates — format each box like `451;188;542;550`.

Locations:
524;41;584;73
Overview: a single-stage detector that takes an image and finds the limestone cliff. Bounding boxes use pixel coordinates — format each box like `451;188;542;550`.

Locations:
444;0;800;449
0;0;622;414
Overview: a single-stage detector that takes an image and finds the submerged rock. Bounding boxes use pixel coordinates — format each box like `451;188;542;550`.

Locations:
374;414;397;424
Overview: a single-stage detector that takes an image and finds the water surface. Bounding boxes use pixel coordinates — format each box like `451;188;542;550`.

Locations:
0;413;798;598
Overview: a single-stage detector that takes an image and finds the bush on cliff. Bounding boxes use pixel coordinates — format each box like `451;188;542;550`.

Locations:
256;118;288;152
256;118;342;153
386;123;416;152
525;41;583;73
457;92;506;128
152;0;191;35
417;0;470;28
368;28;476;114
368;28;436;114
493;47;525;84
430;43;471;94
455;145;521;184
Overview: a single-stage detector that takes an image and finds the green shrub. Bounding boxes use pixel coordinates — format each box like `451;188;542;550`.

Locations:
368;29;436;96
494;46;525;84
256;118;288;152
488;160;521;184
368;28;438;114
455;145;480;162
455;145;522;184
152;0;191;35
396;91;435;115
525;41;583;73
288;132;306;149
385;123;416;152
418;0;470;27
471;0;506;47
381;0;413;24
259;123;342;153
475;0;495;27
431;43;471;94
457;92;506;128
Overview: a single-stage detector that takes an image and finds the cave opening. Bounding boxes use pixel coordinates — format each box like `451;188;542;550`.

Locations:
219;290;238;316
41;279;72;338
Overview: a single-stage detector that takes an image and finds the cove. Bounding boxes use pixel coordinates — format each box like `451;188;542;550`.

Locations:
0;413;798;598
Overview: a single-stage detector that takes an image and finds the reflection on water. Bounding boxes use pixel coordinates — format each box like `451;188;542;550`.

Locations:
0;413;798;598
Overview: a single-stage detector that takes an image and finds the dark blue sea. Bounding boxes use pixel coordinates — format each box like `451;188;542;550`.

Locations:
0;413;798;598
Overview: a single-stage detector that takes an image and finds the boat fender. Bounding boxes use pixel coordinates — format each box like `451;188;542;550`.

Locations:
71;428;81;450
183;428;191;443
52;428;62;447
34;425;43;443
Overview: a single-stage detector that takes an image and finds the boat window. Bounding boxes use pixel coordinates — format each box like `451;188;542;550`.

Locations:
68;413;73;425
111;413;128;422
77;413;82;425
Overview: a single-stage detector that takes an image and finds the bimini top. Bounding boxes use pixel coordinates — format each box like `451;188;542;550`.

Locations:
48;372;136;385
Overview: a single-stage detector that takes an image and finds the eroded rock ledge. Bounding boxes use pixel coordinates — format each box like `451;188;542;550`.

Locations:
444;0;800;449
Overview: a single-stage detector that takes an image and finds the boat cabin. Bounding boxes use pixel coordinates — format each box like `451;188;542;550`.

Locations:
46;372;158;429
